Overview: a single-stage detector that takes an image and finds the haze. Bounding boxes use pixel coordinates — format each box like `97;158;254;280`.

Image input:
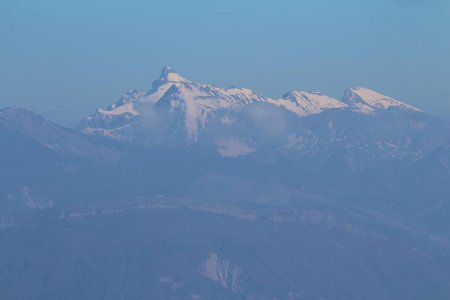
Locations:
1;0;449;126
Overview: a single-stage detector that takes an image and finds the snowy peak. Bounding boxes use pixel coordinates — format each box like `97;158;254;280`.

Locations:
342;87;421;113
151;66;191;90
143;67;192;104
273;91;347;116
160;66;190;83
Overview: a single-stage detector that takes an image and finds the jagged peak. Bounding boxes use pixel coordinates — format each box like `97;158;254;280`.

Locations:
155;66;190;86
113;89;145;107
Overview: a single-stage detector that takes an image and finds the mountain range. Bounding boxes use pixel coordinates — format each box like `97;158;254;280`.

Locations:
80;67;430;156
1;67;450;299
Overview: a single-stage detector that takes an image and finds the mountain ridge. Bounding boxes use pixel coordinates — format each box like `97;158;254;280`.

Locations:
79;67;425;153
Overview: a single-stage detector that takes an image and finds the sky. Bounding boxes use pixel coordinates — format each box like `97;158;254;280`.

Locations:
1;0;449;126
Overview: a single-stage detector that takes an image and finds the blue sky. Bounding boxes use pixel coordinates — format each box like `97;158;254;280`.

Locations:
1;0;449;126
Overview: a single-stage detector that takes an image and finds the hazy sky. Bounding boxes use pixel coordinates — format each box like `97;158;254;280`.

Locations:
1;0;449;126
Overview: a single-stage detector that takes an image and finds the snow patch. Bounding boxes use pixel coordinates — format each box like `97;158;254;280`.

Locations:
98;102;140;116
21;186;53;210
217;138;256;157
200;253;247;294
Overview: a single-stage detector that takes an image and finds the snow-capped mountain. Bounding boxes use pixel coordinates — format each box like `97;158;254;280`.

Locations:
80;67;434;159
81;67;358;141
342;87;422;113
80;67;271;143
